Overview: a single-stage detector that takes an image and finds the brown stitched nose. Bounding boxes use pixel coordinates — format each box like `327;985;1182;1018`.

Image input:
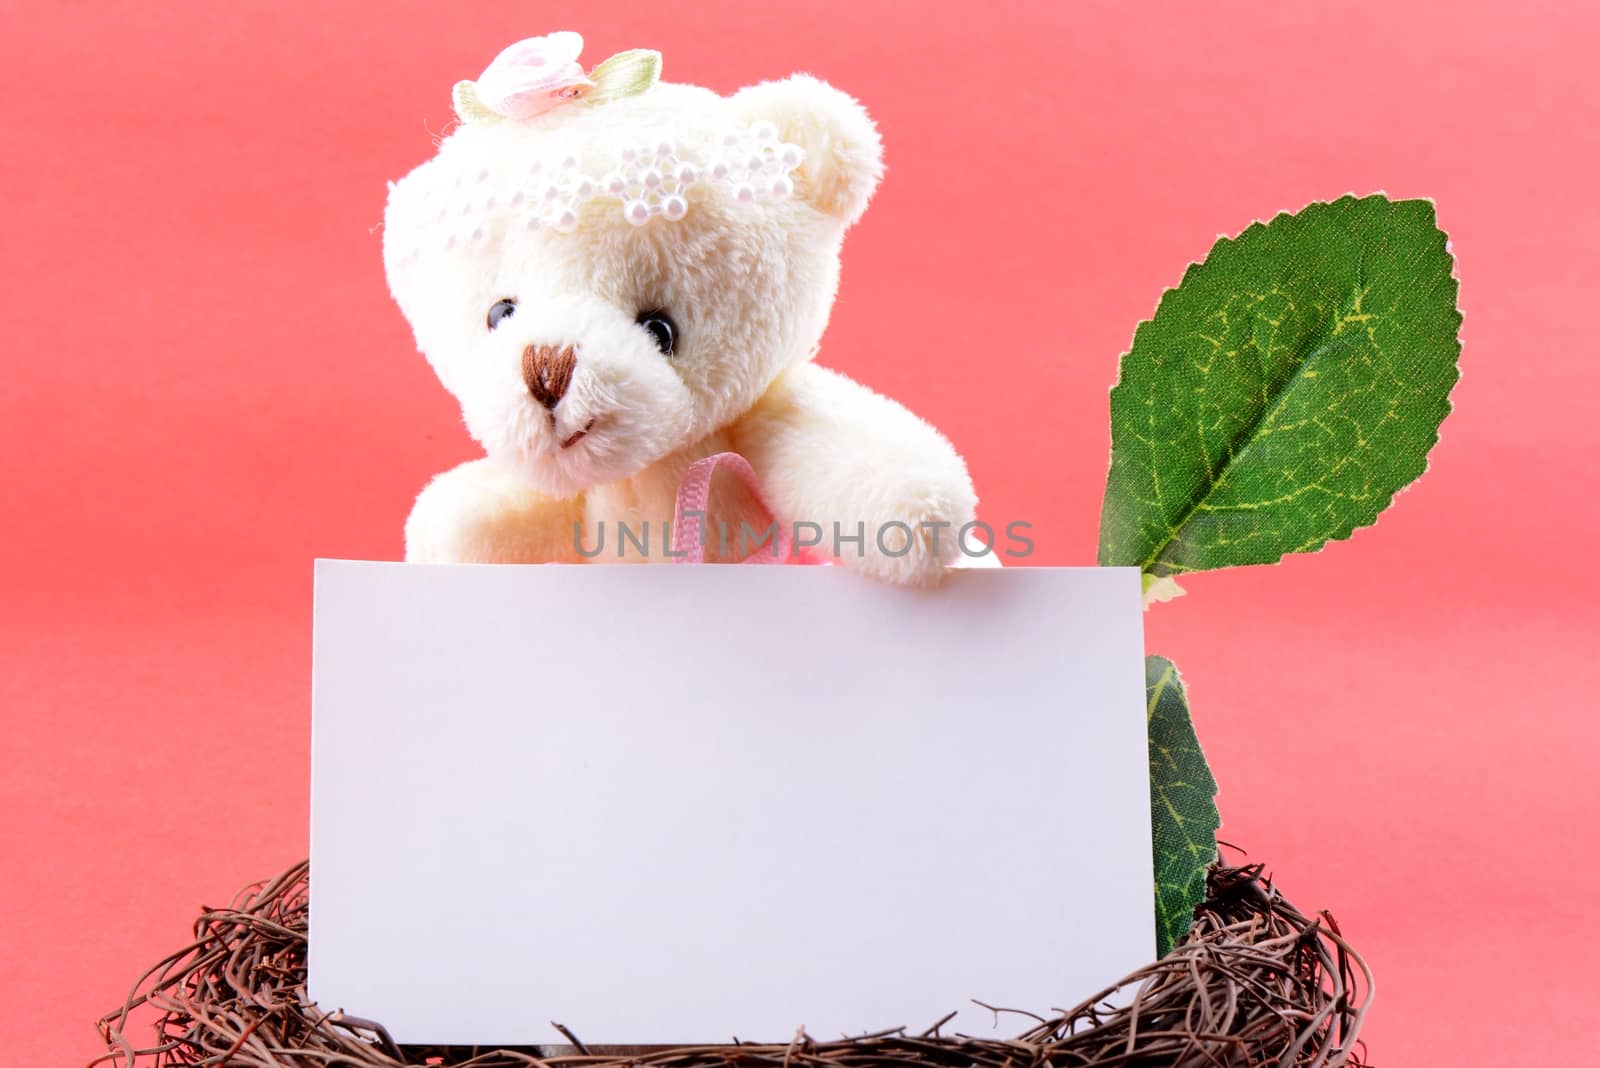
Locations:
521;344;577;410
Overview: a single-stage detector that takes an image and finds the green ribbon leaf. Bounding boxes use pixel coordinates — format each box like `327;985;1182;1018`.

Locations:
586;49;662;106
1099;195;1462;575
1147;654;1219;956
451;81;501;125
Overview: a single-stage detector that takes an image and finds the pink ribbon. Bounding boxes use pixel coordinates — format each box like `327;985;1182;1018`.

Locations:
671;452;793;564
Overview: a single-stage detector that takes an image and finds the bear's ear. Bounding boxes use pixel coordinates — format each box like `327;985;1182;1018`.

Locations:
731;74;883;227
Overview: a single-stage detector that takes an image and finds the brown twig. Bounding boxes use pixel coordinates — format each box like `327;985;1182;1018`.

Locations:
91;861;1369;1068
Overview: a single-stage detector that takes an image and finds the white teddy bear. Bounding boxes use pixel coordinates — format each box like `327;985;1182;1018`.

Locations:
383;32;976;585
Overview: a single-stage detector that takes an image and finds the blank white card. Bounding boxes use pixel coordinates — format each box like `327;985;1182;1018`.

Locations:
309;561;1153;1046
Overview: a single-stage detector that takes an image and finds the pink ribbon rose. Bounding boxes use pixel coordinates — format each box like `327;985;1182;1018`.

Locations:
473;31;595;119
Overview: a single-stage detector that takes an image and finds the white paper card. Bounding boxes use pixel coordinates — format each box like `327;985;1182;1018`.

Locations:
310;561;1153;1046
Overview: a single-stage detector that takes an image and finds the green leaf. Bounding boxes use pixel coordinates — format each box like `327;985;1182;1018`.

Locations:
1098;195;1462;575
586;49;662;105
451;81;501;125
1147;654;1219;955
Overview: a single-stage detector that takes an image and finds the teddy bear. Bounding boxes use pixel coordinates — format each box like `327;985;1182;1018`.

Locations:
382;32;977;585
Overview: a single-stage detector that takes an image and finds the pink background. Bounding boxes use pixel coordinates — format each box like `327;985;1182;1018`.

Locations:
4;2;1597;1062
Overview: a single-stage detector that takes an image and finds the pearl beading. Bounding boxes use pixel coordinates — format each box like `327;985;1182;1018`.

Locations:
391;120;804;261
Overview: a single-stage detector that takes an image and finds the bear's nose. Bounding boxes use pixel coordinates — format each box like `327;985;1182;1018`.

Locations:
521;344;577;410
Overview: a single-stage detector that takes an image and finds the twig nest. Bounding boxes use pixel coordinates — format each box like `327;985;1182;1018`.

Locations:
93;862;1371;1068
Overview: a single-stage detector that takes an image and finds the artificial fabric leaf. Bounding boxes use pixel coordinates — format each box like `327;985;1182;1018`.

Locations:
452;81;501;125
1141;573;1187;607
586;49;662;105
1098;195;1461;576
1147;654;1219;955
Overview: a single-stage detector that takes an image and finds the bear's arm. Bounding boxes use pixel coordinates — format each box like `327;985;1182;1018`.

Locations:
404;458;586;564
730;363;977;586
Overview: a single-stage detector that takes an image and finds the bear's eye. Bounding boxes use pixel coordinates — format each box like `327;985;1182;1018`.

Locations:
636;310;677;356
487;299;518;330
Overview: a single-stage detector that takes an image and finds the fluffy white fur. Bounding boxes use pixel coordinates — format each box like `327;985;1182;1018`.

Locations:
384;71;976;585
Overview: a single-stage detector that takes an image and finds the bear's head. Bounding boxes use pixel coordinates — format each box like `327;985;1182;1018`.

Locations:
383;34;883;498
